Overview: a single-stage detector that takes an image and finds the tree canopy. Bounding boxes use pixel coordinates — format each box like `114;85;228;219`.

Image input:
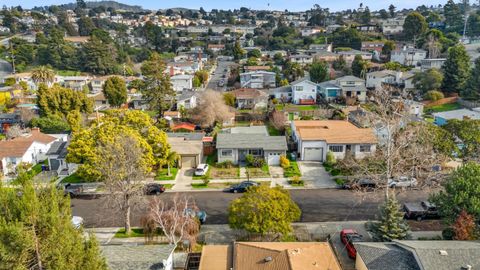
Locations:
441;45;470;94
309;61;329;83
403;12;427;43
37;84;93;117
102;76;127;107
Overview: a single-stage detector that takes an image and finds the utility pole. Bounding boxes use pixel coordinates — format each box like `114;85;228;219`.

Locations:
9;41;15;74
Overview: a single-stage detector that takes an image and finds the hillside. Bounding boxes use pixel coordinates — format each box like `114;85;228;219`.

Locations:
58;1;145;12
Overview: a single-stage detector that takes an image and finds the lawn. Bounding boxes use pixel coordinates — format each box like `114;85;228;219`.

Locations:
29;160;48;176
283;161;301;177
424;102;462;113
56;70;81;76
61;173;84;184
114;227;164;238
193;154;240;179
266;122;282;136
275;104;319;111
155;167;178;181
246;164;270;178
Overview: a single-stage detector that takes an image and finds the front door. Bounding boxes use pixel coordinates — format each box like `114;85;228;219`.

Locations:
239;150;248;162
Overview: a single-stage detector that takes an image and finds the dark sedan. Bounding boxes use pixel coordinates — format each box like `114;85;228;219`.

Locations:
144;183;166;195
226;181;259;193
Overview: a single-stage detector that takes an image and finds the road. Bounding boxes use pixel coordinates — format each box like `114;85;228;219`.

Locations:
71;189;433;228
206;60;235;91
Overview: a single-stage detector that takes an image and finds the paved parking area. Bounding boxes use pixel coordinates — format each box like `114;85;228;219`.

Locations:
298;161;337;188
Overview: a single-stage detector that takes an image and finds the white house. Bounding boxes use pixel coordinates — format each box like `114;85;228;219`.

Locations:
366;70;398;90
170;74;194;91
239;71;276;89
291;120;377;161
381;18;405;35
0;128;59;176
176;90;197;109
336;49;373;63
420;59;446;71
289;54;313;65
318;76;368;103
290;77;318;105
46;140;77;176
391;48;427;66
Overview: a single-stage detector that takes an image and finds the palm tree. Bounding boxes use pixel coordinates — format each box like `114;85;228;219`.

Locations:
31;66;56;85
165;151;179;176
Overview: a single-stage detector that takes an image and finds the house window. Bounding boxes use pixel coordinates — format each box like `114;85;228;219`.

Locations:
296;86;303;92
221;150;233;157
359;145;371;152
357;91;361;95
249;149;262;156
329;145;343;152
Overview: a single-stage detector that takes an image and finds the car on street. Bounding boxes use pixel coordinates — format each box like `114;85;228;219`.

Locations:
217;80;225;87
194;164;209;176
71;216;84;229
403;201;439;221
227;181;259;193
340;229;363;259
185;208;207;224
388;176;418;188
341;178;377;191
144;183;166;195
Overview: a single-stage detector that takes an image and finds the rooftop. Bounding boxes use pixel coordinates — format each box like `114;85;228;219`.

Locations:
101;244;175;270
293;120;377;144
433;109;480;121
216;133;287;151
0;128;57;159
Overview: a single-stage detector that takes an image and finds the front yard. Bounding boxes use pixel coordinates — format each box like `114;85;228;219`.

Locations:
61;172;84;184
193;154;240;180
283;161;301;177
246;164;270;178
155;167;178;181
191;181;271;189
275;104;320;111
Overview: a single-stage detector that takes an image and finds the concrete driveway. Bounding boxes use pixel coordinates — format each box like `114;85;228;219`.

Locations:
298;161;337;188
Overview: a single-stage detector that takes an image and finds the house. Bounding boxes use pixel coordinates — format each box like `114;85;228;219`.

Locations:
289;54;313;65
420;58;446;71
269;85;292;103
170;74;193;91
91;92;110;110
318;76;368;103
0;128;59;175
326;24;343;33
59;76;90;91
176;90;197;109
216;127;287;165
167;134;203;168
354;24;379;33
243;66;271;72
101;244;175;270
0;112;22;133
290;77;318;105
46;141;76;176
207;44;225;52
366;70;397;90
361;41;385;53
336;49;373;63
230;88;268;109
313;51;339;63
433;109;480;126
172;122;196;132
381;18;405;35
291;120;377;161
239;71;276;89
355;240;480;270
199;242;341;270
402;99;424;118
391;48;427;66
309;43;333;52
301;27;324;36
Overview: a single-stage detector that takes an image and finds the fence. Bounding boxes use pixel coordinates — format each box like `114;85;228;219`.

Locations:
422;96;458;107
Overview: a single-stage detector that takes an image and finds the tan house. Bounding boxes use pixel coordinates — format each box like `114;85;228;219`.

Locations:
199;242;341;270
167;135;203;168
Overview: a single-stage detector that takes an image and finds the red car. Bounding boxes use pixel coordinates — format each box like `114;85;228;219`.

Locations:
340;229;363;259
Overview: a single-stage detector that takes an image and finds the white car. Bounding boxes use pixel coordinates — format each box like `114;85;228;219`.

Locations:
194;164;209;176
71;216;84;229
388;176;418;188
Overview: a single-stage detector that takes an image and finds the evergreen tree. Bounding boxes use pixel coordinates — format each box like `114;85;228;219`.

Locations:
375;194;410;241
444;0;463;32
388;4;396;17
441;45;471;94
351;55;368;78
462;57;480;100
0;173;107;269
309;61;329;83
82;32;117;75
403;12;427;44
103;76;127;107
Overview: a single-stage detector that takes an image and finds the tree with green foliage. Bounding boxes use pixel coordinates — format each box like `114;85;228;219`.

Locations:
103;76;127;107
192;76;201;88
247;49;262;58
31;66;56;85
77;16;96;36
442;45;471;94
403;12;427;44
223;92;235;107
331;27;362;50
37;84;93;117
246;57;258;66
140;53;175;117
413;68;443;94
81;32;117;75
431;162;480;223
30;115;71;133
283;61;304;82
388;4;396;17
309;60;329;83
228;186;301;239
381;40;395;61
444;119;480;160
351;55;368;78
424;90;444;101
374;194;410;241
194;70;209;86
0;172;107;269
444;0;463;32
463;57;480;100
233;41;246;60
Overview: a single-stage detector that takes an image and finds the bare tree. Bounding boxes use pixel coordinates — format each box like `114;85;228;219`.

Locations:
94;135;148;234
192;90;233;127
6;124;24;139
19;108;35;123
270;110;287;132
145;194;200;250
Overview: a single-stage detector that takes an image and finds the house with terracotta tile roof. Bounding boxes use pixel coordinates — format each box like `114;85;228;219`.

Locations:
172;122;196;132
0;128;59;176
291;120;377;161
199;242;341;270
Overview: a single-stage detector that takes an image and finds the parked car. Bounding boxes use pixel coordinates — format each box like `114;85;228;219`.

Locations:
227;181;259;193
388;176;418;188
144;183;166;195
403;201;439;221
340;229;363;259
194;164;209;176
71;216;84;229
185;208;207;224
342;178;377;191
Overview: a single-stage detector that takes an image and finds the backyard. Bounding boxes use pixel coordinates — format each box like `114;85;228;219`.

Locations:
275;104;319;111
424;102;462;113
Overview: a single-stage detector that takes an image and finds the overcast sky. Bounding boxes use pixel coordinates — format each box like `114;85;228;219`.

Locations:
2;0;447;12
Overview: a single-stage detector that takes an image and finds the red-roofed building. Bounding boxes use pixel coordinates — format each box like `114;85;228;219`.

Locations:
172;122;196;132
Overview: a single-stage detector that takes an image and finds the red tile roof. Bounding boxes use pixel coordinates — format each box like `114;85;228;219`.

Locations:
172;122;196;132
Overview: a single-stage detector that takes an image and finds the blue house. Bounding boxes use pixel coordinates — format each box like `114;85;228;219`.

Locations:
432;109;480;126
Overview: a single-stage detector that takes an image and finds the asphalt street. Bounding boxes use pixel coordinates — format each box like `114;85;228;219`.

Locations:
71;189;434;228
206;60;235;91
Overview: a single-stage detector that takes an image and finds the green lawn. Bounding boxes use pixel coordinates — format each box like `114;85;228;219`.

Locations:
56;70;81;76
267;123;282;136
275;104;319;111
29;160;48;176
283;161;301;177
424;102;462;113
155;167;178;181
61;173;84;184
114;227;164;238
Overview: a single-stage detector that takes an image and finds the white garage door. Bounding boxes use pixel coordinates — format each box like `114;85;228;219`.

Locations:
304;147;323;161
267;152;281;165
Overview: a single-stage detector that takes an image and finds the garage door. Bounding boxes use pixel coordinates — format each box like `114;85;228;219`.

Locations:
267;152;281;165
303;147;323;161
181;156;196;168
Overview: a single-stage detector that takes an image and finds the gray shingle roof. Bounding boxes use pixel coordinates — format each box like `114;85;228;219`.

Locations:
101;244;175;270
216;133;287;151
355;242;420;270
166;132;204;141
46;141;68;158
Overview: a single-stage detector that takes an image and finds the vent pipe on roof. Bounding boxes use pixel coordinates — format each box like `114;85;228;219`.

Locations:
439;250;448;256
264;256;272;263
461;265;472;270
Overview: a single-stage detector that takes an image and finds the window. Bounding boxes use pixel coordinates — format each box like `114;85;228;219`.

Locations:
359;145;371;152
357;91;361;95
249;149;262;156
221;150;233;157
329;145;343;152
295;86;303;92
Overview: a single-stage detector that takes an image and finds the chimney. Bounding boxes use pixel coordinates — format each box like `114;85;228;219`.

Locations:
31;127;40;133
170;66;175;76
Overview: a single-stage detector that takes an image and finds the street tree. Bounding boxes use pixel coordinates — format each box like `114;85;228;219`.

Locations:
431;162;480;223
403;12;427;44
442;45;471;94
223;92;235;107
462;57;480;100
228;186;301;240
191;90;232;127
102;76;127;107
233;41;246;60
453;210;478;240
309;60;329;83
31;66;55;85
140;53;175;117
94;134;150;234
0;173;107;269
374;193;410;241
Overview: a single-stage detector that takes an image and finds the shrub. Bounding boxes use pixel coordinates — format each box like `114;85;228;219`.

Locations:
245;154;254;165
217;161;235;169
289;176;304;185
424;90;444;101
442;227;454;240
280;155;290;168
245;154;265;168
325;151;336;166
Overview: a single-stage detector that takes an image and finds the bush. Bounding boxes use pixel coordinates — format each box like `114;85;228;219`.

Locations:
424;90;444;101
280;155;290;169
245;154;265;168
217;161;235;169
442;227;454;240
325;151;336;166
289;176;304;185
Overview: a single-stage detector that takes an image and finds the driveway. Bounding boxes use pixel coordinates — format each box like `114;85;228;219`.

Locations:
171;168;194;191
298;161;337;188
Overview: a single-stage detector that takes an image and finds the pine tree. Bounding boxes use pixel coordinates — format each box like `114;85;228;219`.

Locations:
375;194;410;241
462;57;480;100
441;45;471;94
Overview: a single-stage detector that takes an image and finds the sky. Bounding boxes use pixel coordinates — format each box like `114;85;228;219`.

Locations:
1;0;447;12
